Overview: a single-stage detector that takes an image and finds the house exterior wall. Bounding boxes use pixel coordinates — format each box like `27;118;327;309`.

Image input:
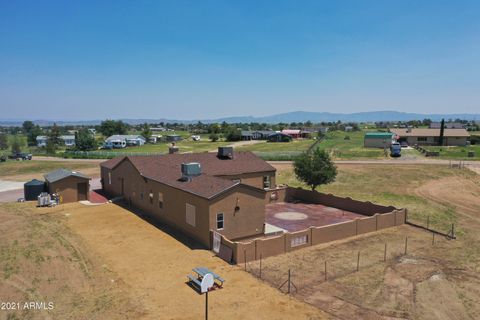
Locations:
405;136;467;146
216;171;276;190
101;159;269;247
209;185;266;241
47;176;90;203
364;138;393;148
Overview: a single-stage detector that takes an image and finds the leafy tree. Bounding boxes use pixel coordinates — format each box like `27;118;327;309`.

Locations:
99;120;129;137
75;128;96;151
46;123;62;154
27;125;42;146
10;135;24;154
209;133;219;142
22;120;34;134
225;128;241;142
0;133;8;150
438;118;445;146
140;123;152;141
293;148;337;191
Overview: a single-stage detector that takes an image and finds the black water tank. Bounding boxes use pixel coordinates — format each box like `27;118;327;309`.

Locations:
24;179;46;201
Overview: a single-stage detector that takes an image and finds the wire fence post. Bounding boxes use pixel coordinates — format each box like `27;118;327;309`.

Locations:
404;236;408;255
287;269;291;294
356;251;360;272
384;243;387;262
324;261;327;281
432;232;435;245
451;224;455;239
244;250;247;271
427;216;430;229
259;254;262;279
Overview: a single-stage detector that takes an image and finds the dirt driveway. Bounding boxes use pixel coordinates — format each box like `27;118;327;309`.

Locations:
64;203;327;320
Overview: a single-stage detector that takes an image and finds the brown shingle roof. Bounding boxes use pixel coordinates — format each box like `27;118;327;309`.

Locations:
390;128;470;137
101;151;274;199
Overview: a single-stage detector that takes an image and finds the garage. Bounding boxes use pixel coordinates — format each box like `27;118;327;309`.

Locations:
44;169;91;203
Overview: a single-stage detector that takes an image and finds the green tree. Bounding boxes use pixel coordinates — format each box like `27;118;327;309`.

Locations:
140;123;152;141
22;120;34;134
46;123;62;154
10;135;24;154
293;148;337;191
75;128;97;151
209;133;219;142
225;128;241;142
438;118;445;146
27;125;42;146
99;120;129;137
0;133;8;150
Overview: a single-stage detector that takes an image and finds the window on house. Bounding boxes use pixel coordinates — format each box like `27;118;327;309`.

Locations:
158;192;164;209
186;203;196;227
216;213;224;230
417;137;428;142
149;190;153;204
291;235;308;247
108;172;112;185
263;176;270;189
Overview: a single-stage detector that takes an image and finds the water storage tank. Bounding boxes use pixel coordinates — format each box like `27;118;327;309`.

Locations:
24;179;46;201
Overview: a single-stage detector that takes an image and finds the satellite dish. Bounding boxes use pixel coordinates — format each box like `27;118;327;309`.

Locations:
201;273;214;293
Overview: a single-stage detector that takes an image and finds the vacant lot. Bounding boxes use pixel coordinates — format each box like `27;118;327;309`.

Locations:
267;163;480;319
236;138;315;152
0;160;101;181
0;201;326;320
317;130;388;159
419;145;480;160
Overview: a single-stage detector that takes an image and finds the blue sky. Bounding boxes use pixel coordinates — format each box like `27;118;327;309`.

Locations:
1;0;479;120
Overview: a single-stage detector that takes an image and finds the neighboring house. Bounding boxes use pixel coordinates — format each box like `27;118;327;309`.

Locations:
267;132;293;142
44;169;91;203
344;126;354;132
104;135;146;149
100;148;276;247
36;135;76;147
364;132;396;148
281;129;301;139
389;128;470;146
88;128;96;135
166;134;183;142
429;122;465;129
151;127;167;132
241;130;275;140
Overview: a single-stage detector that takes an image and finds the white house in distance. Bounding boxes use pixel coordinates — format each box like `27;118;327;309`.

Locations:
36;135;76;147
104;135;146;149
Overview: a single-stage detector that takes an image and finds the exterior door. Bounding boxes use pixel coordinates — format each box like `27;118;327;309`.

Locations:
77;182;88;201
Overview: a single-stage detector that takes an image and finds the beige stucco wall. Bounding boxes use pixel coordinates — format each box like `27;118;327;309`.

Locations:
48;176;90;203
405;136;467;146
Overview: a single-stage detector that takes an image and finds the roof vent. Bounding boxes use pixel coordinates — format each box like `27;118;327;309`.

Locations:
217;146;234;159
181;162;201;181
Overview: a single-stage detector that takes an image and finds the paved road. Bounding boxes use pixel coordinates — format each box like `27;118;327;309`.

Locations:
269;159;480;165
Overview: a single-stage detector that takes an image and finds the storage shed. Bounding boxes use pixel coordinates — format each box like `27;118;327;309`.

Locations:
44;169;91;203
24;179;46;201
364;132;395;148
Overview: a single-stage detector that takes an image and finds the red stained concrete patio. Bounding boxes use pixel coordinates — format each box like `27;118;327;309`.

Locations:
265;202;366;232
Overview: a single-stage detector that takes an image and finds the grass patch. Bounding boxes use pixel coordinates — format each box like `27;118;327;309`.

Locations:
317;131;388;159
0;160;98;179
276;164;471;232
420;145;480;160
236;139;315;152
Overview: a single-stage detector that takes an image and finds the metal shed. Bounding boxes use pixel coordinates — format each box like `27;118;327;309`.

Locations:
24;179;46;201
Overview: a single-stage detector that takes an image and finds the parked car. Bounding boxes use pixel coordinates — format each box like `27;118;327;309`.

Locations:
400;141;409;148
390;142;402;157
191;135;201;141
9;152;33;160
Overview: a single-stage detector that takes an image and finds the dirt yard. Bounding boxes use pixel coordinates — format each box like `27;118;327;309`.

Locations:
259;163;480;320
0;201;327;320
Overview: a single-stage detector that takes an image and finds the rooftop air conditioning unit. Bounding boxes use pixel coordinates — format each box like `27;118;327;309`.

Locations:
217;146;234;159
181;162;201;181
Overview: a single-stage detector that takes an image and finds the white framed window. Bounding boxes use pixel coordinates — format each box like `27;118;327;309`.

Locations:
186;203;196;227
216;213;224;230
263;175;270;189
291;235;308;247
158;192;164;209
108;172;112;185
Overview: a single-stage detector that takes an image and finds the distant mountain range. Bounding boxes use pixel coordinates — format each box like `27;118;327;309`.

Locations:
1;111;479;126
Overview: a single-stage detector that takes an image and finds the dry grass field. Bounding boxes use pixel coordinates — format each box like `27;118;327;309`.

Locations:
1;161;480;319
260;163;480;319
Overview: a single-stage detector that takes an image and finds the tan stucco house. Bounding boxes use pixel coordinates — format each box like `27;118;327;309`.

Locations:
100;148;276;247
390;128;470;146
